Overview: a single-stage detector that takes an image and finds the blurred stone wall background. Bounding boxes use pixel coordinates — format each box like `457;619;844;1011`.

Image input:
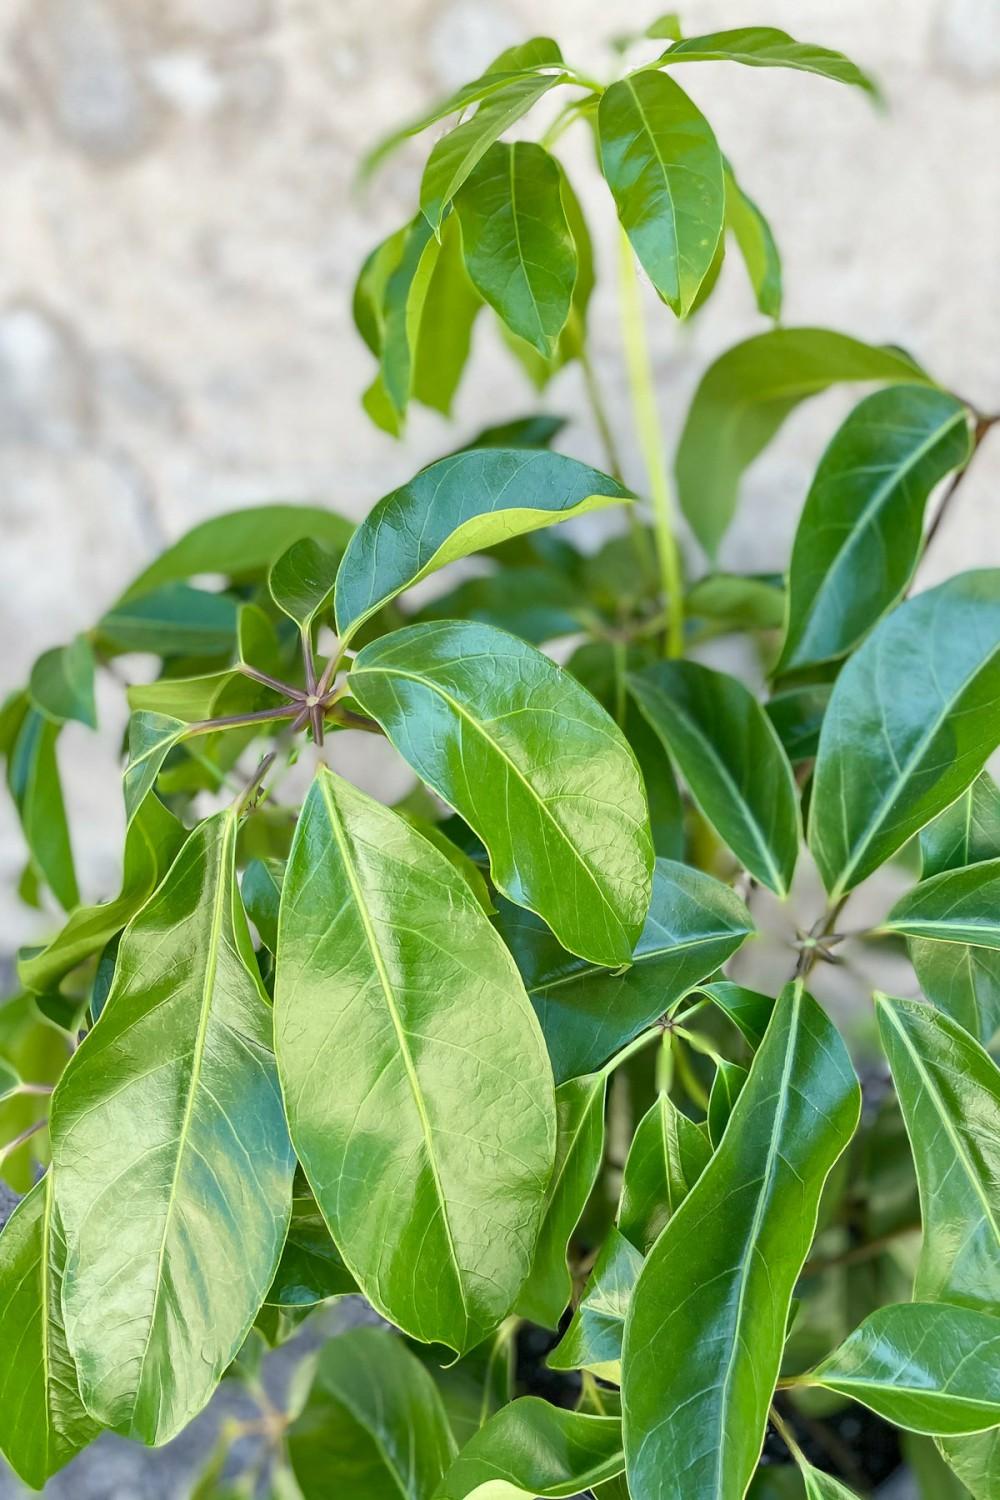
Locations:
1;0;998;935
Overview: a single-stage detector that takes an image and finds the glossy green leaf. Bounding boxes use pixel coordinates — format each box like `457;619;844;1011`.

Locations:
766;684;832;764
675;328;931;557
97;582;239;657
876;993;1000;1311
778;387;971;672
687;571;786;631
598;69;725;317
335;448;631;639
350;621;653;968
265;1196;356;1308
516;1071;606;1328
887;859;1000;950
630;659;800;894
275;768;555;1354
413;566;580;645
707;1056;748;1147
29;635;97;729
456;141;575;357
289;1328;456;1500
0;1176;97;1488
496;856;751;1082
122;711;187;821
622;982;860;1500
435;1398;625;1499
242;856;283;955
548;1228;643;1381
808;571;1000;898
618;1090;712;1253
394;810;494;914
937;1430;1000;1500
909;940;1000;1050
805;1303;1000;1434
50;809;296;1444
698;980;775;1049
413;211;482;417
724;165;782;319
268;538;340;629
920;772;1000;878
7;708;78;911
657;27;879;94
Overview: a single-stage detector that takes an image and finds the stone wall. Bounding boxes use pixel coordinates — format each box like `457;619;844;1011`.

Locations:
1;0;999;936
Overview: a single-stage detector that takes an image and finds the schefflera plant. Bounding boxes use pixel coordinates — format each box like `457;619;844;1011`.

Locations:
1;19;1000;1500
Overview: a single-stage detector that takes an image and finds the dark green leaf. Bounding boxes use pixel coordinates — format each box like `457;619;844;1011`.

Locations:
707;1056;748;1147
887;859;1000;950
265;1196;356;1308
268;538;341;630
435;1397;625;1499
766;684;832;764
97;583;239;657
618;1090;712;1253
698;980;775;1049
724;164;782;319
242;856;284;955
658;27;879;94
29;636;97;729
413;212;482;417
7;709;78;911
548;1228;643;1381
457;413;568;451
412;566;580;645
920;772;1000;878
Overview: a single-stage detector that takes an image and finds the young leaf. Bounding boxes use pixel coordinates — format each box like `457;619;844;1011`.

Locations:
777;387;971;672
548;1228;643;1381
7;709;78;911
49;809;296;1444
622;982;860;1500
875;993;1000;1311
496;858;752;1083
656;27;879;95
349;621;654;969
707;1056;748;1147
724;164;782;320
274;769;556;1355
456;141;576;357
920;771;1000;878
598;69;725;317
618;1090;712;1253
0;1177;97;1488
96;582;239;657
28;636;97;729
122;711;188;821
630;659;800;894
435;1398;625;1499
288;1328;456;1500
675;328;931;557
805;1303;1000;1434
516;1071;606;1328
264;1196;357;1309
268;538;340;630
334;448;632;639
808;571;1000;899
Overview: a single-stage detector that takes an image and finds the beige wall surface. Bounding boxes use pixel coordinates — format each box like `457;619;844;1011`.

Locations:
1;0;998;937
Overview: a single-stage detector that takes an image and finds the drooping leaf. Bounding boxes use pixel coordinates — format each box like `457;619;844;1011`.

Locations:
435;1398;625;1499
97;583;240;657
766;683;832;764
656;27;879;94
630;659;800;894
274;769;555;1355
413;566;580;646
876;993;1000;1311
350;621;653;968
724;164;782;319
265;1196;357;1309
674;328;931;557
707;1056;748;1147
547;1228;642;1383
777;387;971;672
598;69;725;317
617;1090;712;1253
289;1328;456;1500
920;772;1000;878
49;809;296;1444
698;980;775;1049
28;635;97;729
622;982;860;1500
268;538;341;630
804;1303;1000;1434
0;1177;97;1488
394;810;495;914
7;709;78;911
494;857;751;1083
334;448;631;639
808;571;1000;899
413;212;482;416
457;413;568;452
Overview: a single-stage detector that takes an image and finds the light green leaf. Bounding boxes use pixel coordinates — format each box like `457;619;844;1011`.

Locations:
630;659;800;894
618;1090;712;1253
808;571;1000;899
97;583;240;657
937;1430;1000;1500
805;1303;1000;1434
707;1056;748;1147
548;1227;643;1382
289;1328;456;1500
435;1398;625;1499
394;810;495;914
657;27;879;95
497;858;752;1083
349;621;653;969
413;211;482;416
7;708;78;911
920;772;1000;878
274;769;555;1354
622;982;860;1500
122;711;188;822
334;448;631;639
875;993;1000;1311
50;809;296;1444
724;164;782;319
598;69;725;317
516;1071;606;1328
687;571;786;631
0;1177;98;1488
268;538;340;630
29;636;97;729
264;1195;356;1309
777;387;971;672
674;327;931;557
456;141;576;357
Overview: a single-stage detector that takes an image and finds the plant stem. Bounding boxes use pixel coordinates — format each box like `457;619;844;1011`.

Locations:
768;1404;807;1466
0;1117;47;1166
603;1025;662;1075
187;704;301;737
672;1036;709;1111
238;663;305;700
579;342;625;483
617;227;684;657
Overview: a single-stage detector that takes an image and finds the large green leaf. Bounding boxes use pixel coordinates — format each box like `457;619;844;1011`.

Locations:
887;859;1000;950
334;449;631;639
548;1227;644;1381
96;582;239;657
622;982;860;1500
808;571;1000;899
0;1177;97;1488
805;1303;1000;1434
456;141;576;357
630;659;800;894
909;938;1000;1050
876;993;1000;1311
413;211;482;417
7;708;78;911
597;69;724;317
920;771;1000;878
777;387;971;672
49;809;296;1444
274;769;555;1354
350;621;653;969
29;635;97;729
674;328;931;557
435;1398;625;1499
496;858;751;1082
289;1328;456;1500
656;26;879;93
617;1090;712;1253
